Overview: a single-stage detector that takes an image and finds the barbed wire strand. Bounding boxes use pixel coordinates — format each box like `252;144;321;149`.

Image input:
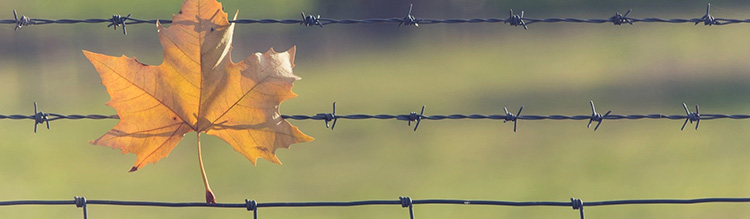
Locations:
2;3;747;35
3;101;750;133
3;196;750;219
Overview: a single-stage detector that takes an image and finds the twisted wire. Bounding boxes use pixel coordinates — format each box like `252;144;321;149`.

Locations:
4;113;749;121
2;196;750;219
4;197;750;208
3;16;748;26
280;113;750;120
3;3;749;35
0;113;119;121
4;102;750;132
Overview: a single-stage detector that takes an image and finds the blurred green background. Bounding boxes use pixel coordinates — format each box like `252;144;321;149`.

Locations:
3;0;750;218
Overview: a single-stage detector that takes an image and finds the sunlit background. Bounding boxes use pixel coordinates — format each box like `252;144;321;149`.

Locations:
3;0;750;218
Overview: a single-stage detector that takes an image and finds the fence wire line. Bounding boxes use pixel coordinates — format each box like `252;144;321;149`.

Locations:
2;196;750;219
0;101;744;133
2;3;748;34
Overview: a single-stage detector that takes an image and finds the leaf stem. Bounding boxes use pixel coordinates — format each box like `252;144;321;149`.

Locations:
197;132;216;204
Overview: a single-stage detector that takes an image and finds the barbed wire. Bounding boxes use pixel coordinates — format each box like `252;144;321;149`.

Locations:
2;101;748;133
2;196;750;219
2;3;749;35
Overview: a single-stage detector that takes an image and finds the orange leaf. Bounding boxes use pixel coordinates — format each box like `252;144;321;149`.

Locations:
83;0;313;171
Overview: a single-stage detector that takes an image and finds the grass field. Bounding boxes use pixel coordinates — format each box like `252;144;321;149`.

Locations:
2;1;750;218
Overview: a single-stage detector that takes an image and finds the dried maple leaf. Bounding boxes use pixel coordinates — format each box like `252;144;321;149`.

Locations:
83;0;313;203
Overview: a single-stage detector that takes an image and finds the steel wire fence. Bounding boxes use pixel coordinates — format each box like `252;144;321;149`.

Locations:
1;3;748;35
3;2;749;219
2;196;750;219
0;101;742;133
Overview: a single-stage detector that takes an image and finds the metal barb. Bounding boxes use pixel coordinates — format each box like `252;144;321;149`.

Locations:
74;196;88;219
681;103;701;130
300;12;323;27
696;3;721;26
107;14;130;35
399;196;415;219
587;101;610;131
407;106;426;131
571;198;584;219
399;4;419;27
245;199;258;219
316;102;338;129
506;9;527;29
245;199;257;211
33;102;50;133
503;106;524;132
12;10;33;31
611;9;633;25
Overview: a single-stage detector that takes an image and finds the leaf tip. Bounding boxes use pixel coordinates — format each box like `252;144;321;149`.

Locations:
129;166;139;172
270;156;283;165
81;50;96;60
299;133;315;143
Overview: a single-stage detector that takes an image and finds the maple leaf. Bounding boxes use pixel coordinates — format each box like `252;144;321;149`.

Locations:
82;0;313;203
